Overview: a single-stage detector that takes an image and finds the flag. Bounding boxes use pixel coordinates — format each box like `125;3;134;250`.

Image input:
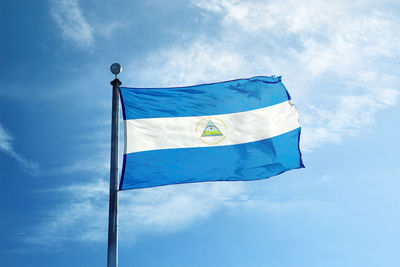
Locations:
119;76;304;190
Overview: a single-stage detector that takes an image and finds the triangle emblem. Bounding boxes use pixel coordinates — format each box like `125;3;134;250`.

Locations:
201;120;223;137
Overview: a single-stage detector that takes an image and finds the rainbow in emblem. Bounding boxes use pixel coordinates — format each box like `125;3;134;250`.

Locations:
201;120;223;137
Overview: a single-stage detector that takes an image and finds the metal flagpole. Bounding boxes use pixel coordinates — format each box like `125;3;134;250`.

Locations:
108;63;122;267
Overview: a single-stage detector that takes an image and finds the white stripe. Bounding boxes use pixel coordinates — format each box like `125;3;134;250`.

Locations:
125;100;300;154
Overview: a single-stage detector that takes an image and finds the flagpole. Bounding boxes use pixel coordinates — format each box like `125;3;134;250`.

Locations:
108;63;122;267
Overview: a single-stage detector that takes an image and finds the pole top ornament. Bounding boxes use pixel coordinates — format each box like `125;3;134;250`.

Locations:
110;63;122;78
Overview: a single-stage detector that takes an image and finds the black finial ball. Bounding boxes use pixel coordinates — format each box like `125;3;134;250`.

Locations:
110;63;122;76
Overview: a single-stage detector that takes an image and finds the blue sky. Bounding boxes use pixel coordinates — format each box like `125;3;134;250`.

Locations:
1;0;400;266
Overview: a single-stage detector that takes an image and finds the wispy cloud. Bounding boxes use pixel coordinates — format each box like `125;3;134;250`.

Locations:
50;0;94;47
128;0;400;151
25;179;108;246
128;40;248;87
301;89;399;150
25;179;244;246
119;181;244;233
0;122;39;176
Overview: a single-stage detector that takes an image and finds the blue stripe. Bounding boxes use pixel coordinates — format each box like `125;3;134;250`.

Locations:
119;76;291;120
119;127;304;190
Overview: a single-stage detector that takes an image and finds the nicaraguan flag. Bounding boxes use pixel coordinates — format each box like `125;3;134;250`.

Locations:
119;76;304;190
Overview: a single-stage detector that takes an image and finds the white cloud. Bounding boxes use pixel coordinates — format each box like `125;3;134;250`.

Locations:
127;40;248;87
58;159;109;175
26;179;244;246
119;181;243;233
50;0;94;47
25;179;108;246
130;0;400;151
0;123;13;152
0;122;39;176
300;89;400;151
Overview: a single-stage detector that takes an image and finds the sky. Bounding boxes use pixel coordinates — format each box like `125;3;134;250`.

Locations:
1;0;400;266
